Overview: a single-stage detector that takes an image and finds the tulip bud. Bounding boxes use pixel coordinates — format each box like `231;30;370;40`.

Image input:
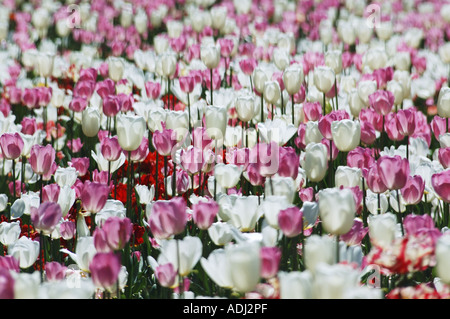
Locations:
36;52;55;78
437;87;450;118
314;66;335;94
302;142;328;182
116;114;146;152
107;57;124;82
253;67;269;94
283;64;304;95
273;48;290;71
325;50;342;75
368;213;397;247
201;44;220;69
158;51;177;78
7;236;40;269
318;188;356;235
205;105;227;145
263;81;281;105
331;120;361;152
81;107;101;138
210;6;227;30
235;95;256;122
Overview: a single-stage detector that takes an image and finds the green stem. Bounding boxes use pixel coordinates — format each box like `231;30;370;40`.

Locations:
396;189;404;236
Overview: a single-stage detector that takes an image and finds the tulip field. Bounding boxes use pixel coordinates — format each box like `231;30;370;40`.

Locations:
0;0;449;301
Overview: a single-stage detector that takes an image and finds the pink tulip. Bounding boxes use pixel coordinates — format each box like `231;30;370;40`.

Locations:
8;86;22;104
80;181;110;214
260;246;281;279
369;90;395;116
66;138;83;153
303;101;322;122
359;108;383;132
401;175;425;205
278;147;299;180
70;157;90;177
31;202;62;234
299;187;314;202
96;79;116;99
45;262;67;282
145;81;161;99
0;269;14;299
79;67;97;82
97;217;133;252
218;38;234;57
174;169;190;195
192;127;213;150
179;75;195;94
192;199;219;230
321;138;339;161
0;132;24;160
68;96;88;113
30;144;56;176
226;147;250;171
404;214;435;236
37;87;52;107
21;88;37;109
21;117;37;135
42;162;58;182
347;147;375;178
385;113;404;141
89;252;122;290
180;146;204;175
377;155;410;190
340;218;368;246
73;80;96;100
0;255;20;273
155;263;177;288
278;206;303;238
60;221;76;240
396;108;416;137
102;94;121;117
42;183;60;203
360;121;377;145
432;170;450;203
152;129;178;157
431;116;447;141
246;163;265;186
239;58;257;76
101;136;122;162
124;137;149;162
148;197;187;239
439;148;450;169
117;93;133;112
366;163;388;194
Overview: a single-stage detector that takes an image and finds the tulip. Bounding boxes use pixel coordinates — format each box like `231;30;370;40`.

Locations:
200;249;233;289
235;95;256;123
439;148;450;169
148;197;187;240
100;136;122;162
29;144;55;176
152;129;178;157
303;101;322;122
304;235;336;273
369;90;395;116
368;213;397;247
7;236;40;269
366;163;388;194
81;107;101;138
107;56;124;82
158;236;202;277
60;220;76;240
278;206;303;238
331;119;361;152
225;241;261;293
278;147;300;180
334;166;362;189
80;181;110;214
432;170;450;203
116;114;146;152
437;87;450;119
0;133;24;160
0;221;21;246
229;195;262;232
260;246;281;279
377;155;410;190
302;142;328;182
278;270;313;299
45;261;67;282
318;188;356;236
97;217;133;252
435;234;450;284
401;175;425;206
207;222;234;246
214;163;242;190
60;236;97;272
313;263;361;299
89;252;122;291
192;199;219;230
205;105;227;147
154;262;177;288
263;80;281;110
